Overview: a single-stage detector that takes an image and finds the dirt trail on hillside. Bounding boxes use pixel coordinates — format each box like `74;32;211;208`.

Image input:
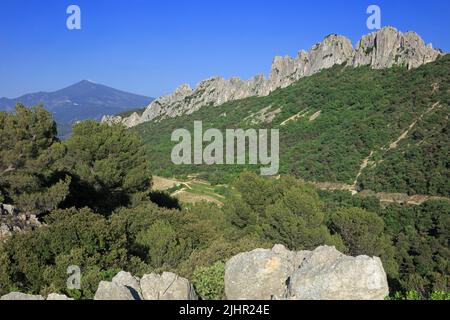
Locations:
351;102;442;188
388;102;440;151
280;108;310;126
312;182;448;206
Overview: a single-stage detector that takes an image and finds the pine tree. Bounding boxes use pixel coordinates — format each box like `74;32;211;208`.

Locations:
0;104;70;215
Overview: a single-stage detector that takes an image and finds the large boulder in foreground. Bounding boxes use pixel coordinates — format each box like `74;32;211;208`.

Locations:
112;271;143;300
94;281;136;300
46;293;74;300
140;272;198;300
287;246;389;300
1;292;45;300
225;245;389;300
225;244;307;300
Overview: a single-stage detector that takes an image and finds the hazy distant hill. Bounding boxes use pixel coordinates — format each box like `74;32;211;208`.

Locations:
0;80;153;137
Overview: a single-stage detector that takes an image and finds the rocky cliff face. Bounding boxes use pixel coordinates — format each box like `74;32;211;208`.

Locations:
101;27;445;128
353;27;442;69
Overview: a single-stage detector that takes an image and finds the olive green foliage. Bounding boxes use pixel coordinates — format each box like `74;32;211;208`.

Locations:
0;207;126;298
192;262;225;300
0;104;70;215
55;120;152;214
0;171;344;298
0;243;13;293
136;56;450;197
136;220;187;269
381;201;450;296
1;57;448;300
329;207;398;276
226;172;344;251
387;290;450;300
320;189;449;298
0;107;151;216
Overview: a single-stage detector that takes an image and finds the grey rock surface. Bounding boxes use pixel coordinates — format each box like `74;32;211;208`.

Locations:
103;27;443;128
1;292;45;300
0;203;15;215
140;272;198;300
46;293;74;300
224;245;389;300
112;271;143;300
0;203;41;240
225;244;308;300
287;246;389;300
353;27;442;69
93;281;136;300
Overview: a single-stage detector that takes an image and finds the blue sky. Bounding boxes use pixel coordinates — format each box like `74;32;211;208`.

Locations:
1;0;449;98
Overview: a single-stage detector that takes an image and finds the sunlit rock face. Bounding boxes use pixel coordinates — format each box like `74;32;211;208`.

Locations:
103;27;443;128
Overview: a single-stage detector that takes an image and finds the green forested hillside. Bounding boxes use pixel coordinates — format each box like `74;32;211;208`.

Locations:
1;104;448;300
136;55;450;196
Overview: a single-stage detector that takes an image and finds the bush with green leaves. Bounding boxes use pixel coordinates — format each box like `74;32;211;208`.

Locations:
321;189;450;298
0;102;447;301
387;290;450;300
329;207;398;277
192;262;225;300
136;220;188;269
0;207;127;298
380;200;450;296
225;172;344;251
54;120;152;214
0;104;71;215
136;55;450;197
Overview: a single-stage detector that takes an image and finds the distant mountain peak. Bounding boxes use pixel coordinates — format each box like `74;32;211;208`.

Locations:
0;81;154;128
74;79;98;86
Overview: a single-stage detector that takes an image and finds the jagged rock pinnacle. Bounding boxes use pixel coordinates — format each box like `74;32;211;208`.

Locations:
103;27;444;128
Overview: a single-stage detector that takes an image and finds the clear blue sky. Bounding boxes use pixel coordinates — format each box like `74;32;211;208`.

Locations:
1;0;449;98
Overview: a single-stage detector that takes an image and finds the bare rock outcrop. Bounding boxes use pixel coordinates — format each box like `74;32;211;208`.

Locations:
225;244;308;300
0;204;41;240
140;272;198;300
268;34;354;91
112;271;143;300
0;292;45;300
225;245;389;300
103;27;443;128
286;246;389;300
353;26;442;69
138;77;268;123
46;293;74;300
94;281;137;300
92;271;197;300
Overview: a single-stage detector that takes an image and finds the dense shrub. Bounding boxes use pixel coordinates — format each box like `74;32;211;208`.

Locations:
0;104;70;215
226;172;344;251
329;207;398;276
192;262;225;300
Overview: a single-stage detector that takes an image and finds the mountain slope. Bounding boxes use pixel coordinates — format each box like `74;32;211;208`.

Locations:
0;80;153;125
106;27;443;128
135;55;449;197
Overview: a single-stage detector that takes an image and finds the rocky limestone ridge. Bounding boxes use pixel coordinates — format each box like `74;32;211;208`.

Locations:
0;245;389;300
102;26;444;128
